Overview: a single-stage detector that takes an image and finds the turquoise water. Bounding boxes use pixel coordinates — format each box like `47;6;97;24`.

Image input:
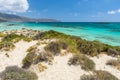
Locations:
0;22;120;46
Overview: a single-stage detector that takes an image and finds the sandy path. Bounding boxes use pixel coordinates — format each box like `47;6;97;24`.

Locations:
0;40;37;72
36;54;89;80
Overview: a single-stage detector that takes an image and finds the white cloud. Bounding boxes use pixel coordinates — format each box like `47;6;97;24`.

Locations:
69;13;80;17
107;8;120;15
118;9;120;13
108;11;116;14
0;0;29;13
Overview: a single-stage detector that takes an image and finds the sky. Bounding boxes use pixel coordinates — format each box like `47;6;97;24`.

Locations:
0;0;120;22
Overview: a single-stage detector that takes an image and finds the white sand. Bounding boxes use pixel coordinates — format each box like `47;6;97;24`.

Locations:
0;40;120;80
0;40;37;72
32;54;89;80
90;54;120;79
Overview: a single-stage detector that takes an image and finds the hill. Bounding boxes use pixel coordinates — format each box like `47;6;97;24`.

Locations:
0;12;60;22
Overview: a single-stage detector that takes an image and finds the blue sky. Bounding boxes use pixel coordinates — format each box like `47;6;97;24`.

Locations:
0;0;120;22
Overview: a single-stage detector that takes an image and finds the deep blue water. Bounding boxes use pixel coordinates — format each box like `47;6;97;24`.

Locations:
0;22;120;46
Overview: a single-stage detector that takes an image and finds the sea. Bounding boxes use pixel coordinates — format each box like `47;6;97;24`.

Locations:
0;22;120;46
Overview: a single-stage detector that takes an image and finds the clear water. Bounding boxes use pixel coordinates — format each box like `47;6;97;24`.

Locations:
0;22;120;46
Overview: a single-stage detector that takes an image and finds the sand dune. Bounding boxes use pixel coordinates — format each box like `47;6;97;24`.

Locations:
0;41;37;72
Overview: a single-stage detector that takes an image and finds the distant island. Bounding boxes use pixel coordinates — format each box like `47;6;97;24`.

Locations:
0;12;60;22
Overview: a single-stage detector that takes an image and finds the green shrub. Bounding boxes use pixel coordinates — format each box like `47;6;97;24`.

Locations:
34;52;54;64
80;70;119;80
2;33;31;43
59;41;68;49
68;54;95;71
33;30;120;56
94;70;119;80
23;45;54;68
22;51;37;69
0;66;38;80
76;40;108;56
80;74;98;80
0;32;6;37
32;32;45;40
0;41;15;51
45;42;61;55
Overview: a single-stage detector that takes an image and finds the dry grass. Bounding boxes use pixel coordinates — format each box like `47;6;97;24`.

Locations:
106;58;120;70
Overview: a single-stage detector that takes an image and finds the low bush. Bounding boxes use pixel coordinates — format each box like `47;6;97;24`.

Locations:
106;59;120;70
45;42;61;55
0;32;6;37
77;40;109;56
0;41;15;51
106;59;119;66
32;32;45;40
22;51;37;69
33;30;120;56
2;33;31;43
68;54;95;71
107;48;119;56
80;74;98;80
23;45;37;68
23;45;54;68
80;70;119;80
94;70;119;80
34;52;54;64
0;66;38;80
59;41;68;49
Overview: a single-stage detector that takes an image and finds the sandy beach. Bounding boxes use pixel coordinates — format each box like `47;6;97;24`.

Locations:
0;29;120;80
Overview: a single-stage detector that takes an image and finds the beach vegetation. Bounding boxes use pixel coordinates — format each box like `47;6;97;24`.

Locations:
2;33;32;43
22;45;37;68
34;52;54;64
33;30;120;56
23;45;54;68
80;74;98;80
45;41;61;55
68;54;95;71
0;66;38;80
80;70;119;80
0;41;15;51
94;70;119;80
107;48;119;56
38;63;47;72
106;58;120;70
0;32;6;37
22;50;37;69
45;41;68;55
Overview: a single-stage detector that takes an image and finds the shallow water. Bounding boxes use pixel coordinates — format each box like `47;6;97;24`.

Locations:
0;22;120;46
